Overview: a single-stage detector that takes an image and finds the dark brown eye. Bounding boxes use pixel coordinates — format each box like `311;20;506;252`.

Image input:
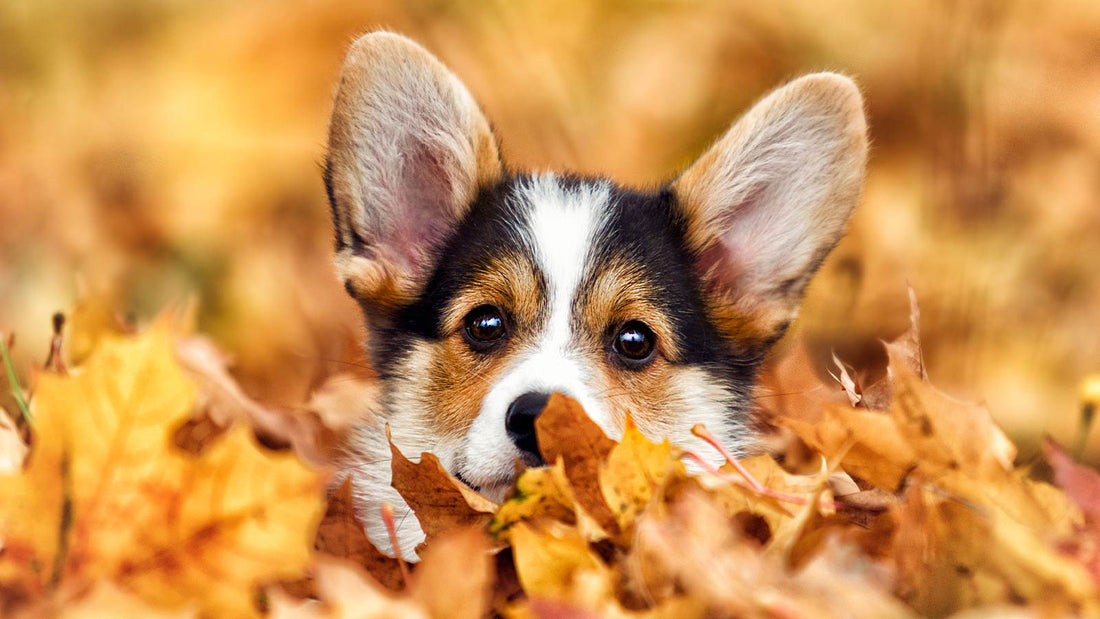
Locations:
464;305;506;348
613;321;656;364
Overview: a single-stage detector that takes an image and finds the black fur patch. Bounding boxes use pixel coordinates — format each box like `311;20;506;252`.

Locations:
588;183;762;386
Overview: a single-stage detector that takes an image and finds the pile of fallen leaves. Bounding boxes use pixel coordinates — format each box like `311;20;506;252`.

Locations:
1;296;1098;617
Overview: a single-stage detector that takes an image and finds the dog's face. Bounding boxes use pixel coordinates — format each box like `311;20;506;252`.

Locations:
325;33;867;501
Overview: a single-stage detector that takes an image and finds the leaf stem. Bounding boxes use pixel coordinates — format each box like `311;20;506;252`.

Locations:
381;502;410;587
691;423;763;492
0;333;32;427
43;312;67;375
1073;403;1095;462
1074;375;1100;461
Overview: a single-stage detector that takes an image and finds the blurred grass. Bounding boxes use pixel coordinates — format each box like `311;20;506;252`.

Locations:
1;0;1098;461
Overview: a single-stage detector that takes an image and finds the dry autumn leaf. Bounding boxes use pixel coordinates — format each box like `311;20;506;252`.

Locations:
829;352;863;407
388;437;497;548
52;582;199;619
699;454;834;555
508;521;611;608
406;527;493;619
176;335;349;468
63;295;129;367
535;393;620;534
599;416;685;535
784;404;917;490
313;478;403;591
883;286;926;381
0;320;326;617
491;459;580;537
272;528;491;619
1044;438;1100;585
269;557;429;619
889;368;1015;475
1046;438;1100;521
635;488;913;619
890;481;1094;615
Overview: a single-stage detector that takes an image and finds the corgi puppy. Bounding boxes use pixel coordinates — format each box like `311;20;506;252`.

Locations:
324;32;867;556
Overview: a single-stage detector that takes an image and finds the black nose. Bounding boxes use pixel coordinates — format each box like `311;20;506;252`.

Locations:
505;391;551;462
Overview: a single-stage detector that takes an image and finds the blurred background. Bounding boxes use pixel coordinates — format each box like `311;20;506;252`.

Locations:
1;0;1098;462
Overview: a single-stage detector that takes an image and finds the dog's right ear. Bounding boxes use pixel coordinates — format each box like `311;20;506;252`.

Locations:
326;32;502;312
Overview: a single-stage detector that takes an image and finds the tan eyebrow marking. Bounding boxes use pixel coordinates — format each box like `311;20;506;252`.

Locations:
579;257;680;363
441;254;544;336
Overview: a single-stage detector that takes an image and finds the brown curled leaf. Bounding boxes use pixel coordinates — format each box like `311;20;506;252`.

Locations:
389;438;496;546
535;393;620;534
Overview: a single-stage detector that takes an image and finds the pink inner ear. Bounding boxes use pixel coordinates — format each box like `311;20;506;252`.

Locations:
384;146;462;278
696;240;749;297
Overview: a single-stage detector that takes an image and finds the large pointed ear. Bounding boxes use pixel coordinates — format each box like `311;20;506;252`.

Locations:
325;32;502;312
672;73;868;349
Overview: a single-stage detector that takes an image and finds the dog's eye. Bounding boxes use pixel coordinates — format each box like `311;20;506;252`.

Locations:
613;321;656;364
464;305;507;348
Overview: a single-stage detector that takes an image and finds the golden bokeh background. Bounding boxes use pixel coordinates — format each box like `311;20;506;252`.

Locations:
2;1;1098;461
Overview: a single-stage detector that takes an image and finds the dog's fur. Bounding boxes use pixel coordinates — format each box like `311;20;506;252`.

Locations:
324;32;868;557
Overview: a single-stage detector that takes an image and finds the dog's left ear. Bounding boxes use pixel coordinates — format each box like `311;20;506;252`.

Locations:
673;73;868;347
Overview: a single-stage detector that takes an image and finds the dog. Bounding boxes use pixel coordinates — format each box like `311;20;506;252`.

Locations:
323;32;867;557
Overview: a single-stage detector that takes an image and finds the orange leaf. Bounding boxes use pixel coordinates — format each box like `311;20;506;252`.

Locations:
0;320;326;617
535;394;620;534
784;405;916;490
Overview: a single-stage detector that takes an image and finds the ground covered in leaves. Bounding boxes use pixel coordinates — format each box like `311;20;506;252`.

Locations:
1;297;1099;617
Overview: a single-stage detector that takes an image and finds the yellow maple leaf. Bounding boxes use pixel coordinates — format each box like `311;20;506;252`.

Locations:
64;294;130;366
0;320;325;617
491;459;578;537
509;521;610;603
599;416;685;533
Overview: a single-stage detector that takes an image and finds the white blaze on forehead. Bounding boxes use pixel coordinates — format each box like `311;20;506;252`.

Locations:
525;174;610;349
460;174;615;492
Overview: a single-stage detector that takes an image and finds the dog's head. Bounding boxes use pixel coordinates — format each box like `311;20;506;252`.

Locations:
326;33;867;499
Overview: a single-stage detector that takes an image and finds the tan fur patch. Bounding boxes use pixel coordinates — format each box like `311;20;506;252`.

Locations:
701;285;785;353
425;340;505;436
336;252;417;313
404;253;546;437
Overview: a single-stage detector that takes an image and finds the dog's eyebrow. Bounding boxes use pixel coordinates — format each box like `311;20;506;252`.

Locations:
578;259;680;363
439;255;544;335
